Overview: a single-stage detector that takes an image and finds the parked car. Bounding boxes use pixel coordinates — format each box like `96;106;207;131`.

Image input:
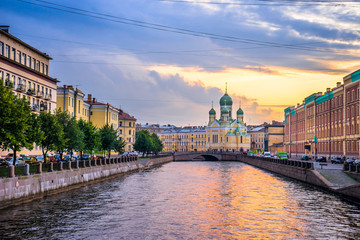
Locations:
315;156;327;162
353;159;360;166
0;158;9;167
7;157;25;166
345;158;355;165
301;155;310;161
82;154;90;160
62;155;72;162
331;157;343;164
36;155;44;163
23;156;38;164
4;153;16;161
277;152;288;160
263;152;271;158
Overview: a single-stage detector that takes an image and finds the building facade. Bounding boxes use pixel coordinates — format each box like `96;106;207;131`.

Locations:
158;126;207;152
118;110;136;152
0;26;58;156
206;89;250;152
0;26;58;114
285;69;360;158
57;85;90;121
248;126;265;152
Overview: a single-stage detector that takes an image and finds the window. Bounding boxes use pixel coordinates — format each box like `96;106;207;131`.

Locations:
5;45;10;58
72;98;74;107
12;48;16;60
28;56;31;68
33;58;36;70
49;103;51;112
119;121;122;126
45;65;48;75
129;130;131;135
36;60;40;71
22;53;26;65
129;122;131;127
41;63;44;73
119;130;122;134
17;50;21;63
0;41;3;55
69;97;71;106
78;100;80;113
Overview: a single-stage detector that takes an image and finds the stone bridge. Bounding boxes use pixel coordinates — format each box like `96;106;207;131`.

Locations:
173;152;238;161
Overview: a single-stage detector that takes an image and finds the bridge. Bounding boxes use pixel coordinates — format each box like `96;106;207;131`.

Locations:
173;152;238;161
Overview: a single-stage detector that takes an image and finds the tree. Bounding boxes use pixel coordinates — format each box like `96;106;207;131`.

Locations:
78;119;99;159
99;124;118;159
0;79;34;165
134;130;153;157
114;137;126;155
150;133;163;155
53;109;70;160
65;117;84;158
37;111;64;162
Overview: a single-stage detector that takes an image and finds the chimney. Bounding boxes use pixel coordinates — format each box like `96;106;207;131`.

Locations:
93;98;96;103
326;88;330;92
87;94;92;102
337;82;341;87
0;26;10;33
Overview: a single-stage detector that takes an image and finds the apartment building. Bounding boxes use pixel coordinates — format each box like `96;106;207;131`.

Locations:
57;85;90;121
0;26;58;114
284;69;360;158
159;126;207;152
118;110;136;152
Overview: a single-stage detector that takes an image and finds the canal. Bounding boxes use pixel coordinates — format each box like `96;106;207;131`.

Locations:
1;161;360;239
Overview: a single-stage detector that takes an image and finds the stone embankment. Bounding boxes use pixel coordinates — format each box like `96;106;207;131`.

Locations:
235;154;360;201
0;155;172;209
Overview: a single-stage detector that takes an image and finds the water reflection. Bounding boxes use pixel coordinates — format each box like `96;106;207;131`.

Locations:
0;162;359;239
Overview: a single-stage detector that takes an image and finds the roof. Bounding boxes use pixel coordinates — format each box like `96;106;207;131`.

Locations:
0;28;52;60
118;110;136;120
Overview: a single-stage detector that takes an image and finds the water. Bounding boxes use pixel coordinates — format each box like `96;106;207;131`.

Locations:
1;161;360;239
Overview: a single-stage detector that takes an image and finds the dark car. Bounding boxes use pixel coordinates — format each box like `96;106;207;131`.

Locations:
82;154;90;160
331;157;343;164
0;159;9;167
301;155;310;161
315;156;327;162
346;158;355;165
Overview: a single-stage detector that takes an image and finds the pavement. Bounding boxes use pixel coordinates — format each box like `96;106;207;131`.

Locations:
312;162;359;188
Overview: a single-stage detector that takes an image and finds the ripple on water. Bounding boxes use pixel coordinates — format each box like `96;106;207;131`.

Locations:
0;161;360;240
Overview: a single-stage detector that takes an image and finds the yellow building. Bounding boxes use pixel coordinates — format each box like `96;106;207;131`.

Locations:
0;26;58;156
56;85;90;121
118;109;137;152
159;126;207;152
206;88;251;152
84;94;119;129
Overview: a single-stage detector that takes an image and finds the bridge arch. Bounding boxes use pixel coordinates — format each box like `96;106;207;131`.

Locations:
190;154;221;161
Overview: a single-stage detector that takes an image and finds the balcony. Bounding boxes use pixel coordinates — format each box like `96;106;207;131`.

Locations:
32;104;40;112
5;80;14;89
16;84;26;93
44;93;52;100
27;88;36;96
35;91;44;98
40;102;48;112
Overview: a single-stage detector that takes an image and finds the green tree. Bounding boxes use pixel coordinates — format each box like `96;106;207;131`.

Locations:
150;133;163;155
37;111;64;161
114;137;126;155
54;110;70;160
134;130;153;157
99;124;118;159
65;117;84;159
0;79;34;165
78;119;99;159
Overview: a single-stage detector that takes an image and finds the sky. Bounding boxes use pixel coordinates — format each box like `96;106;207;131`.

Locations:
1;0;360;126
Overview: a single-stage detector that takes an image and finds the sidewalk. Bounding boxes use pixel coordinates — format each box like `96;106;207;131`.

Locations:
314;163;359;188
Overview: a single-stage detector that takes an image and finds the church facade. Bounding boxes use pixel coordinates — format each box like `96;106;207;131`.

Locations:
206;89;251;152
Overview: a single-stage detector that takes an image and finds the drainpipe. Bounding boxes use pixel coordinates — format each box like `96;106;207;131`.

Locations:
63;87;66;111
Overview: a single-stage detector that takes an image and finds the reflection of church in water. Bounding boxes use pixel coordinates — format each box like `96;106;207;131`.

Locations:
206;86;251;152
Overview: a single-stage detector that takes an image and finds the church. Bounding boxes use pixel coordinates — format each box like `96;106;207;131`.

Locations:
206;86;251;152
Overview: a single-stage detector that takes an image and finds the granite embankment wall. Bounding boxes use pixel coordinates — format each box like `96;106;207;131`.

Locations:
234;155;332;188
0;156;172;209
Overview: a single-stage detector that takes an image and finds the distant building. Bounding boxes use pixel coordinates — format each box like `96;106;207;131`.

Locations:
284;69;360;158
158;126;207;152
206;86;250;152
248;126;265;152
136;123;176;135
248;121;284;154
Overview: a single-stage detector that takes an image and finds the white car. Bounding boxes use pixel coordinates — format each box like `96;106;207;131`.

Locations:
264;152;271;158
